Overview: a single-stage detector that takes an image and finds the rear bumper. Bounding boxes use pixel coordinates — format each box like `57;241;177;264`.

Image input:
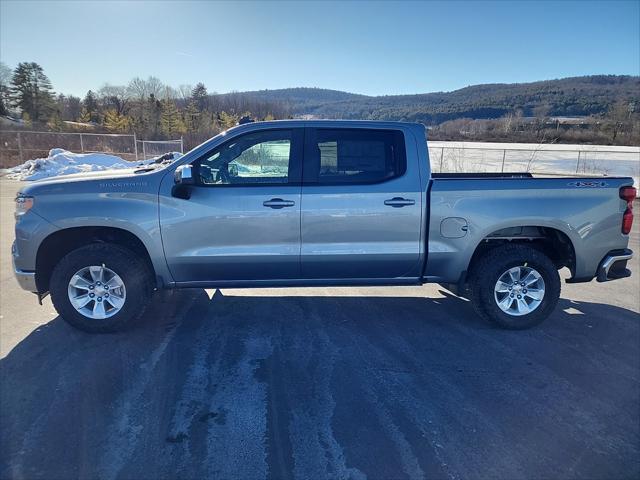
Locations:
596;248;633;282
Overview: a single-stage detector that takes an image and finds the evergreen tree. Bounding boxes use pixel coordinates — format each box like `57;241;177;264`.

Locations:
82;90;99;122
185;99;202;133
219;110;238;129
66;95;82;121
161;99;185;137
47;110;64;131
146;94;163;138
0;62;11;116
79;108;92;123
10;62;55;123
191;83;208;111
55;93;66;121
22;112;32;127
103;109;131;132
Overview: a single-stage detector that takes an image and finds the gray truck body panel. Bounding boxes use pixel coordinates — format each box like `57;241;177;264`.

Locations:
427;176;632;282
12;120;634;294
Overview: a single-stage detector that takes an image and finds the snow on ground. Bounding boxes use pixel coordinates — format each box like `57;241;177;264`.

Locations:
429;141;640;186
2;149;182;181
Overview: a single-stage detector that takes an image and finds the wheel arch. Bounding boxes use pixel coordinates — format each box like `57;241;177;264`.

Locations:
466;224;577;284
35;226;160;293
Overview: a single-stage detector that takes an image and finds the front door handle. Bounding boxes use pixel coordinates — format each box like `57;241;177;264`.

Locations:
263;198;296;209
384;197;415;208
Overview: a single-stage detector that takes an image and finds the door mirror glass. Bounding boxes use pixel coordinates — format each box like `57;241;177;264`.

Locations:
174;164;195;185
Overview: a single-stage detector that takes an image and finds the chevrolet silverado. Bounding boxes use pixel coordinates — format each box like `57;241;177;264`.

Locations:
12;120;635;332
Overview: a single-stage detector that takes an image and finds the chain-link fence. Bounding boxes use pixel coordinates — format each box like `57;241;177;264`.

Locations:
137;139;184;160
0;130;184;168
428;142;640;185
1;130;637;183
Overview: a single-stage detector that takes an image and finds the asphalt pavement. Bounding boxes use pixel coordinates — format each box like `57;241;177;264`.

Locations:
1;178;639;480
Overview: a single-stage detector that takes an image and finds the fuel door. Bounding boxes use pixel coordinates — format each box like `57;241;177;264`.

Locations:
441;217;469;238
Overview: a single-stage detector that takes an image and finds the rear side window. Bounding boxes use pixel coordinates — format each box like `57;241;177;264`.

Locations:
305;128;406;184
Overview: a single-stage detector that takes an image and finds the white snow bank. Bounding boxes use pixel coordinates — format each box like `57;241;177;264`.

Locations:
2;149;182;181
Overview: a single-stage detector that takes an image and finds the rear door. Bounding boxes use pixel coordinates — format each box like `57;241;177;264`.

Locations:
159;128;303;283
300;127;423;279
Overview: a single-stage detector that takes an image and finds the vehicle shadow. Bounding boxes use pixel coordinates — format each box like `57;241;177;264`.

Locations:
1;289;638;480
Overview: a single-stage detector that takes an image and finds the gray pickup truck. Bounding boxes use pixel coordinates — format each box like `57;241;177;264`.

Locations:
12;120;635;332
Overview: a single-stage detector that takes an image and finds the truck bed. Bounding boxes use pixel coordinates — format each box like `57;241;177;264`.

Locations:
426;174;634;284
432;172;533;179
432;172;636;180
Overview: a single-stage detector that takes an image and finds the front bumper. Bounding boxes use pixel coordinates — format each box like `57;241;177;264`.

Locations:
596;248;633;282
12;241;38;293
13;267;37;293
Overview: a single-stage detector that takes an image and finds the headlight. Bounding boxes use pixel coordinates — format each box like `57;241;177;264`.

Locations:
15;194;34;218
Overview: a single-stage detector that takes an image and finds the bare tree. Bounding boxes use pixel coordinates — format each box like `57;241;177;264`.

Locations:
98;84;130;115
177;84;193;101
160;85;178;100
145;76;164;98
127;77;149;101
501;113;514;134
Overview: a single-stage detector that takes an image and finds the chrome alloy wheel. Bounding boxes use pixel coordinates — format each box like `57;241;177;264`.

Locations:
493;266;545;316
67;265;126;319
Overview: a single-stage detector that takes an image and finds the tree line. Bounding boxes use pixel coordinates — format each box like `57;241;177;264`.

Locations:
231;78;640;145
1;63;638;147
0;62;291;148
427;104;640;145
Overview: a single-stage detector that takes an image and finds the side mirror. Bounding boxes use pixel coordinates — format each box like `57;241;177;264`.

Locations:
174;164;195;185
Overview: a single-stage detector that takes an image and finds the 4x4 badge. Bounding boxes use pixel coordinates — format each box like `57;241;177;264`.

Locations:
568;181;608;188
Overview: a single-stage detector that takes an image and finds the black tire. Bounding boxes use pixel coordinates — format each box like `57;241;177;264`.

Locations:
469;244;560;330
50;243;153;333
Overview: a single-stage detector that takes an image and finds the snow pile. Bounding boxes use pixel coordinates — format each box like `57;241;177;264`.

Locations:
3;149;182;181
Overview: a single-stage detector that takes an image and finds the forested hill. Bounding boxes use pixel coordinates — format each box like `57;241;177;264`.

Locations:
2;63;638;148
219;75;639;124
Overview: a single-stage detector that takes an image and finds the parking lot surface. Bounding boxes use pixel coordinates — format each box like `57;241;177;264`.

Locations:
1;178;639;479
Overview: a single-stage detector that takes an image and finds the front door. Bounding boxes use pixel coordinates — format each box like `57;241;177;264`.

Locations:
159;128;304;283
300;127;423;279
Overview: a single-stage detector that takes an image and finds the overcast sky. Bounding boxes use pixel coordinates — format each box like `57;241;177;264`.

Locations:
1;0;638;97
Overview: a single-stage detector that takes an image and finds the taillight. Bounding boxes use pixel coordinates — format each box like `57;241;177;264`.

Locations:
620;186;637;202
620;186;636;234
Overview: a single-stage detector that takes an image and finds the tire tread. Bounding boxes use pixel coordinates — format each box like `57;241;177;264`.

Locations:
469;244;560;329
49;243;152;333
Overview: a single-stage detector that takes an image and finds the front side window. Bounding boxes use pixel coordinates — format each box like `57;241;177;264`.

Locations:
197;130;293;185
306;128;406;184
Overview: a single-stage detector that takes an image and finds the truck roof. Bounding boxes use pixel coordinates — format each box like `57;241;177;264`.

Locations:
223;119;426;138
229;118;423;129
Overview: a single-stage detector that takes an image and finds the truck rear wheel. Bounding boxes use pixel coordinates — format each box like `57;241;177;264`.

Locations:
50;243;152;333
469;244;560;329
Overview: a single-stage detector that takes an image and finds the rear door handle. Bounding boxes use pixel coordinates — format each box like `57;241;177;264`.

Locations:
384;197;415;208
263;198;296;209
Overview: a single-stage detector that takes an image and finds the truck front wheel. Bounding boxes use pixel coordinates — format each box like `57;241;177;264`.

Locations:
469;244;561;329
49;243;153;333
